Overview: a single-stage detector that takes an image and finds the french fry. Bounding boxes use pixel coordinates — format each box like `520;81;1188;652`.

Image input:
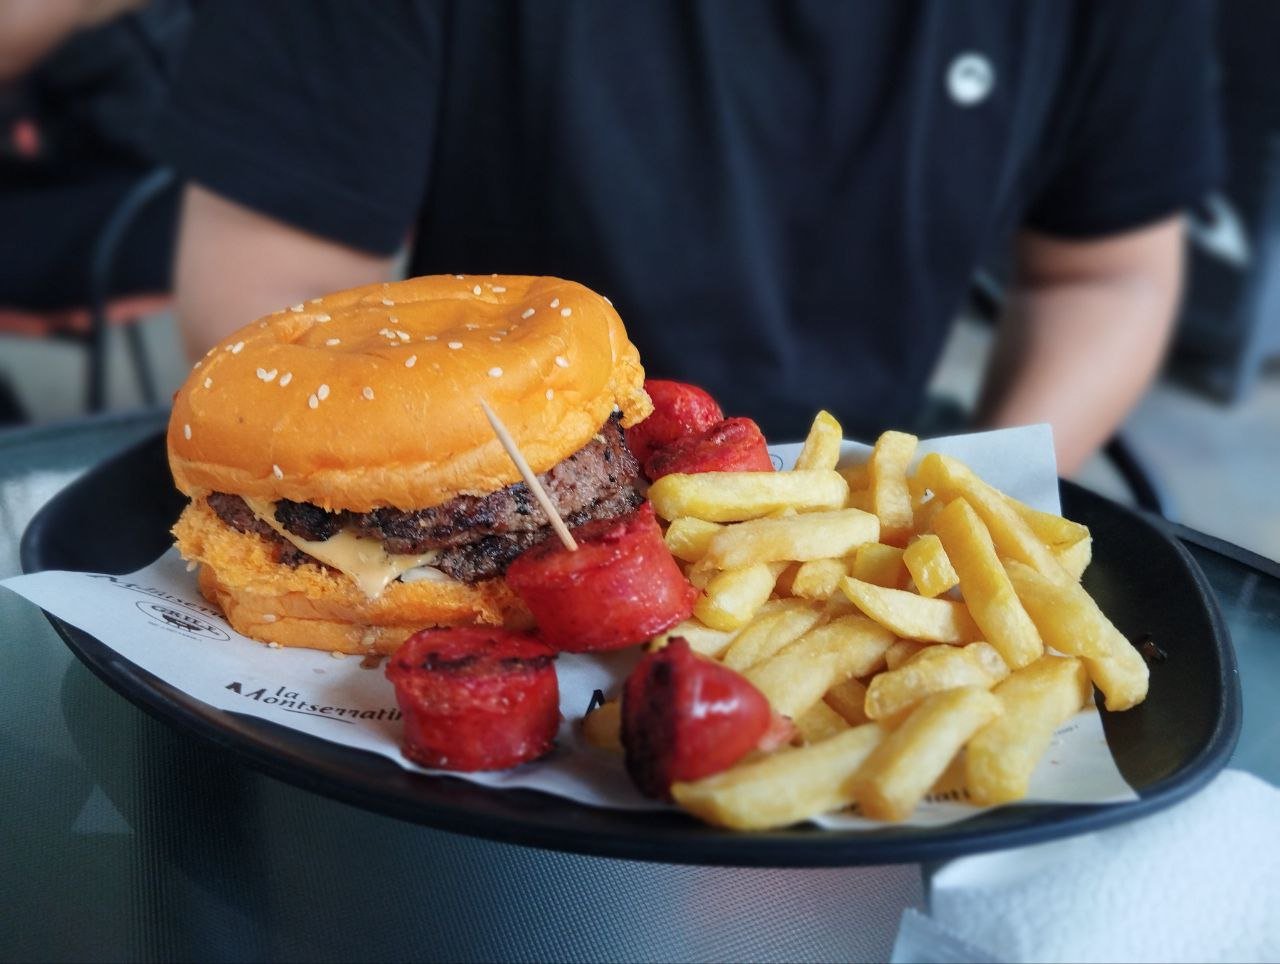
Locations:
648;619;736;658
932;499;1044;670
903;534;960;598
794;700;851;743
917;453;1066;581
1083;633;1150;712
851;687;1002;822
791;558;850;600
839;462;870;491
744;615;894;719
965;656;1091;804
721;604;825;672
663;517;723;562
845;488;873;513
869;431;917;546
1007;496;1090;549
773;561;801;597
581;699;622;752
864;641;1009;720
793;410;843;471
1054;534;1093;582
884;639;931;670
1002;560;1121;660
685;557;718;590
671;724;886;830
824;677;869;726
850;542;907;588
840;577;982;643
693;562;787;631
704;509;879;569
648;470;848;523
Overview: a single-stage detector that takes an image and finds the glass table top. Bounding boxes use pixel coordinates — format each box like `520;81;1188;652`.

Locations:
0;410;1273;962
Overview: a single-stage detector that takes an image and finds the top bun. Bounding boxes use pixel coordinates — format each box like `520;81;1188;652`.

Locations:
168;275;652;512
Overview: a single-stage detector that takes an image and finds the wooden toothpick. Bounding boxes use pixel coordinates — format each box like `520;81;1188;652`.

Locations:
478;398;578;551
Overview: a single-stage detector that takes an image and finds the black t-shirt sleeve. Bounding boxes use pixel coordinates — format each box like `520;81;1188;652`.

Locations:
153;1;441;255
1024;0;1222;239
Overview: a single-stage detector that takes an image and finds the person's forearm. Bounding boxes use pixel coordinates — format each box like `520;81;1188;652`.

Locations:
977;221;1183;475
175;186;398;359
0;0;144;83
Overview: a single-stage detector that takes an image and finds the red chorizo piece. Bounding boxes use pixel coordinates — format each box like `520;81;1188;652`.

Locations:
506;503;696;652
386;627;559;771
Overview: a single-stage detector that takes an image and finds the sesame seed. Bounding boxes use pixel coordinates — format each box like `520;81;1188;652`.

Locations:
488;367;503;377
273;464;283;479
396;330;410;342
204;377;213;389
546;389;554;400
262;613;278;623
317;384;330;400
267;642;281;649
186;560;197;572
424;334;438;341
561;307;572;317
330;651;347;660
447;341;463;350
489;335;501;342
493;285;507;293
550;298;560;308
309;298;322;304
389;315;399;323
326;338;340;346
193;361;202;370
362;387;375;400
472;285;482;295
405;355;417;368
231;341;245;354
291;303;304;312
522;308;535;319
604;296;613;306
308;394;319;409
315;313;331;322
454;274;464;280
381;297;394;306
379;328;395;338
464;323;479;330
183;424;192;440
279;372;293;387
555;355;569;367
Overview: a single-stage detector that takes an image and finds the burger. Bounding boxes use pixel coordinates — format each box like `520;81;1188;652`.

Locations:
168;275;653;655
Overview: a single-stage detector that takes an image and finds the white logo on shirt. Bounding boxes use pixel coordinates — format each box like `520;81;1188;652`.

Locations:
947;53;995;107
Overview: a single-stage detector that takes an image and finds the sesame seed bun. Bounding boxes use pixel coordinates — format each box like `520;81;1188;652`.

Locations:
167;274;651;653
168;274;651;512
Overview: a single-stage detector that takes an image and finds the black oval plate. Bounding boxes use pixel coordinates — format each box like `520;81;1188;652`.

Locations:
21;432;1241;866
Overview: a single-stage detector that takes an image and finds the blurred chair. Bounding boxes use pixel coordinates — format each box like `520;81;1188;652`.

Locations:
0;167;175;413
1171;0;1280;403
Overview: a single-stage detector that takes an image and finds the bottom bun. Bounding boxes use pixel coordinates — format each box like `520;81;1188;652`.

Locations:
173;500;531;655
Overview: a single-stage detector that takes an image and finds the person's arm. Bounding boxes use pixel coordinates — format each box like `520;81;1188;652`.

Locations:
0;0;145;83
174;185;398;359
975;216;1184;475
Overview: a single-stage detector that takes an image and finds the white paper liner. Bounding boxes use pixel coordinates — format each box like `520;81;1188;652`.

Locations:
2;425;1138;827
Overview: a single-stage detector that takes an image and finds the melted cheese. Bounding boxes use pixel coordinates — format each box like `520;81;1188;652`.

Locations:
243;498;448;598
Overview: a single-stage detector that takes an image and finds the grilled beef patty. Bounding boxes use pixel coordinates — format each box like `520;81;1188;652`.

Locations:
205;414;643;583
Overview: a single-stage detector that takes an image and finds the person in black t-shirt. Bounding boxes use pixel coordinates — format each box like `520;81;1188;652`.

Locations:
157;1;1219;473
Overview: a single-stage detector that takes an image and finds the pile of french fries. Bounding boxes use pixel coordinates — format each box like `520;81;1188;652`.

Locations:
583;413;1150;829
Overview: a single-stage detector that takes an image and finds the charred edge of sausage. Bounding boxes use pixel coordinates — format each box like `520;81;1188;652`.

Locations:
415;652;554;673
